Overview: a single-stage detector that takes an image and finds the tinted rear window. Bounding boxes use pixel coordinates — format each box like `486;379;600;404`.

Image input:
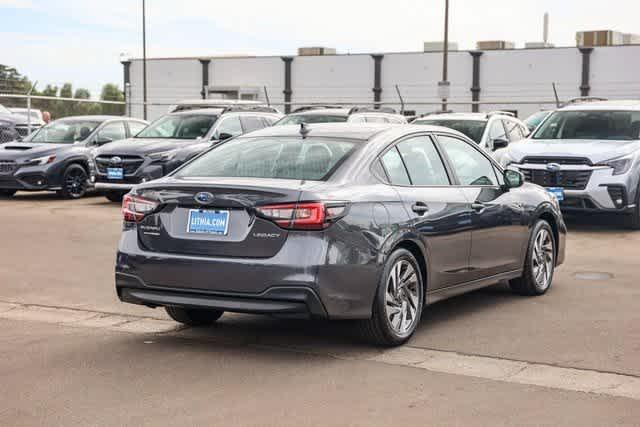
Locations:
176;136;358;181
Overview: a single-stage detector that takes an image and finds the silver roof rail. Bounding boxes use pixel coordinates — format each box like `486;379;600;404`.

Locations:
565;96;608;105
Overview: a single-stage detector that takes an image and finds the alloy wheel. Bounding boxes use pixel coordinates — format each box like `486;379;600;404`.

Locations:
532;228;554;290
384;259;420;336
66;168;87;198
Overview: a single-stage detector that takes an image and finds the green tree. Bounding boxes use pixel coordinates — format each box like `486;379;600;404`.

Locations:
60;83;73;99
71;88;92;115
74;88;90;99
0;64;32;95
41;84;58;97
100;83;125;115
100;83;124;102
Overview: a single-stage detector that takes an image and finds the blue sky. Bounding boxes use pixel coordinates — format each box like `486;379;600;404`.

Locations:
1;0;639;99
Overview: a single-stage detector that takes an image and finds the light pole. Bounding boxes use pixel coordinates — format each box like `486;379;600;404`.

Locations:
440;0;450;112
142;0;148;120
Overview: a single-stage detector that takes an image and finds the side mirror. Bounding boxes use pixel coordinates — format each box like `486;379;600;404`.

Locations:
217;132;233;141
492;138;509;150
96;136;113;146
504;169;524;189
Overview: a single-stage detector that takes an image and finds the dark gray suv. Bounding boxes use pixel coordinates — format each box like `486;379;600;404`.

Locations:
94;107;282;202
115;123;566;346
0;115;148;198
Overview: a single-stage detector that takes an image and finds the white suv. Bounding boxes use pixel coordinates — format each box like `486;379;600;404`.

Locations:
412;111;529;153
498;100;640;228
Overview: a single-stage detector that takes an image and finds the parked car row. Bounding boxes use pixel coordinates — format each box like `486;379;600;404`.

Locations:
0;115;147;198
2;99;639;229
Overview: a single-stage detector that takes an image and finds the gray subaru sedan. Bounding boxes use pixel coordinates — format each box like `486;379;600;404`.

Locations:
115;123;566;346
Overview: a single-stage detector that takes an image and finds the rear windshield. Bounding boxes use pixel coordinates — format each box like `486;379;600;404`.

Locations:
176;136;358;181
275;115;348;125
413;119;487;143
533;110;640;140
136;114;217;139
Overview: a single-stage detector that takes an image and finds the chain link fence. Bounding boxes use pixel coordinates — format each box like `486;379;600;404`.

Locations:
0;93;125;143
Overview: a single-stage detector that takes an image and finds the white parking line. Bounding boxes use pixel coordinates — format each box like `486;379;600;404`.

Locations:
363;347;640;400
1;301;639;401
0;302;181;334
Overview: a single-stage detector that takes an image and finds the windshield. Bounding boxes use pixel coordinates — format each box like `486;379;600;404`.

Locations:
413;119;487;143
136;114;217;139
524;111;550;130
176;136;358;181
0;104;11;114
275;114;348;126
533;110;640;141
29;120;100;144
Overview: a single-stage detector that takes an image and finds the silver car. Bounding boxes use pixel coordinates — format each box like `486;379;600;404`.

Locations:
498;100;640;228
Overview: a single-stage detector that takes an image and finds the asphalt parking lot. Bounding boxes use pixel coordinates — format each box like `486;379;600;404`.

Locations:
1;192;639;426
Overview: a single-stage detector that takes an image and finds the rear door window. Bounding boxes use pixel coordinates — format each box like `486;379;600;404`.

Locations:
380;148;411;185
396;136;449;186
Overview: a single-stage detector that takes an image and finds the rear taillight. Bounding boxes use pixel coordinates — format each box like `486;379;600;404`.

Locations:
122;194;159;222
255;202;347;230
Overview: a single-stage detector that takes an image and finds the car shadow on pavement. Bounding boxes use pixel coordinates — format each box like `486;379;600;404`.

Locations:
158;283;520;352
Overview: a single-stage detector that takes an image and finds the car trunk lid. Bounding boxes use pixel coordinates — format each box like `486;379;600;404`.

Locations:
135;177;311;258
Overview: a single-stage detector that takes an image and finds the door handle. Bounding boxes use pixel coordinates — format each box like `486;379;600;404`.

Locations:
471;203;486;212
412;202;429;215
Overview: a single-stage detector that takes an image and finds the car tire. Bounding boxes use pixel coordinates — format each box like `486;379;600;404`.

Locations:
59;164;88;199
509;220;556;296
165;306;224;326
357;248;424;346
105;191;126;203
0;189;16;197
624;187;640;230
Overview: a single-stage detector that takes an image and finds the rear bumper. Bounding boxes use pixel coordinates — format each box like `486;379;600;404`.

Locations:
116;227;380;319
117;273;327;318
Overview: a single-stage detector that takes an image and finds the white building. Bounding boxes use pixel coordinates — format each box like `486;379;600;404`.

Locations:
122;44;640;121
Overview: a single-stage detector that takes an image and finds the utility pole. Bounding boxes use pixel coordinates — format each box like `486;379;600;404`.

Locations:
440;0;450;112
142;0;148;120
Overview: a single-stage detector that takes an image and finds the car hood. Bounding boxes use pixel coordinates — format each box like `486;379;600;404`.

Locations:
0;142;71;161
96;138;201;156
506;139;640;164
